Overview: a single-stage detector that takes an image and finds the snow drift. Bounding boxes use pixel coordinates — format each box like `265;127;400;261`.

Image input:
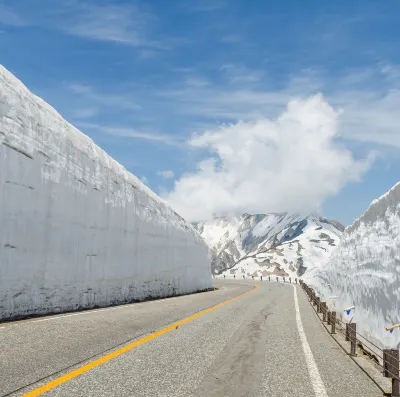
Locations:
306;182;400;351
0;65;211;320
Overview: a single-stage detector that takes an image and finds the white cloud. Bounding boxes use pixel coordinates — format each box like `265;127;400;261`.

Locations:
67;83;141;111
2;1;166;48
0;5;26;26
63;3;154;46
138;49;158;60
163;94;373;221
220;64;264;85
331;89;400;148
73;107;98;119
77;122;181;146
157;170;175;179
183;1;226;12
156;65;400;150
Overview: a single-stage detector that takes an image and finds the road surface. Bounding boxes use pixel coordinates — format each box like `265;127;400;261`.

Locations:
0;280;381;397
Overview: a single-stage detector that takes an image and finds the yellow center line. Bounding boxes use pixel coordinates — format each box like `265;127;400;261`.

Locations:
22;284;260;396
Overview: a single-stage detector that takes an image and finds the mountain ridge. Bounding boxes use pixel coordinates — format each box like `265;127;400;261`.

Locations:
192;212;344;277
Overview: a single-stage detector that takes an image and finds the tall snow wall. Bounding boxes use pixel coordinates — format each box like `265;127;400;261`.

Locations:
306;182;400;352
0;65;211;320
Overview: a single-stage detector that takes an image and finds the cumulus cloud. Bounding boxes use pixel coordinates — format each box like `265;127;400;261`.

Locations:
157;170;175;179
164;94;373;221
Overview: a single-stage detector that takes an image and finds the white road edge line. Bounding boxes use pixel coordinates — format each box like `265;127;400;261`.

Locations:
293;285;329;397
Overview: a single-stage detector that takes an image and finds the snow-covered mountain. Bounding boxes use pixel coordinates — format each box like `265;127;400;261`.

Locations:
193;213;344;278
306;182;400;350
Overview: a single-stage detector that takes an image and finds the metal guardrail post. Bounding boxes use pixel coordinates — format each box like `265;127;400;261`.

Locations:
300;285;400;393
330;311;336;334
322;302;327;321
348;323;356;356
316;297;321;313
268;276;270;281
345;323;357;343
295;278;297;284
383;349;399;397
276;277;278;282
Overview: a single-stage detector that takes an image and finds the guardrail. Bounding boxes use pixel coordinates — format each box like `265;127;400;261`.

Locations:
300;280;399;397
214;274;298;283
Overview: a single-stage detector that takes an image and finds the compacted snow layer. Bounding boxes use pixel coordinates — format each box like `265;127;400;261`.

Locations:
306;182;400;351
0;65;211;320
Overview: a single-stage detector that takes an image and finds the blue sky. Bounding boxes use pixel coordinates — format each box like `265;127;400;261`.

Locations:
1;0;400;224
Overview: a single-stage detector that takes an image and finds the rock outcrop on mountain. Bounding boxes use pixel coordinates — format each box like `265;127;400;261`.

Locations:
193;213;343;277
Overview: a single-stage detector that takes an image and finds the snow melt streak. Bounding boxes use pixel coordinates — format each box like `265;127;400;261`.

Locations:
0;65;211;320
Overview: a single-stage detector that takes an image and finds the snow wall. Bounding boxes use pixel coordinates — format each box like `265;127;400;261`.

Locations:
0;65;211;320
305;182;400;353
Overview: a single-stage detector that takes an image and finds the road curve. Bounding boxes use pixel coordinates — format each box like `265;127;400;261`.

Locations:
0;280;381;397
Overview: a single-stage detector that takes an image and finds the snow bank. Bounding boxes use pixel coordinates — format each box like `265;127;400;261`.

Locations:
306;182;400;351
0;65;211;320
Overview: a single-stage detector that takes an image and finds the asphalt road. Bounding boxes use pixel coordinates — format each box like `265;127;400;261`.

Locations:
0;280;382;397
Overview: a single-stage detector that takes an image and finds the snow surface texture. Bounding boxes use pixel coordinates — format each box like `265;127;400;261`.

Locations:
193;213;343;278
306;182;400;352
0;65;211;320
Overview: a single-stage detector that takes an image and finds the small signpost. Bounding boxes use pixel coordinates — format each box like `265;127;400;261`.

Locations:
386;323;400;334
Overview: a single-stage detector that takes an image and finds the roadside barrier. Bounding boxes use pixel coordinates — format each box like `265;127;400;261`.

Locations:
214;274;298;284
300;280;399;397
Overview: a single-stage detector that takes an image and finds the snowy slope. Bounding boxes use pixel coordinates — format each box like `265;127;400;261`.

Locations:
306;182;400;351
0;64;211;320
193;213;343;278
